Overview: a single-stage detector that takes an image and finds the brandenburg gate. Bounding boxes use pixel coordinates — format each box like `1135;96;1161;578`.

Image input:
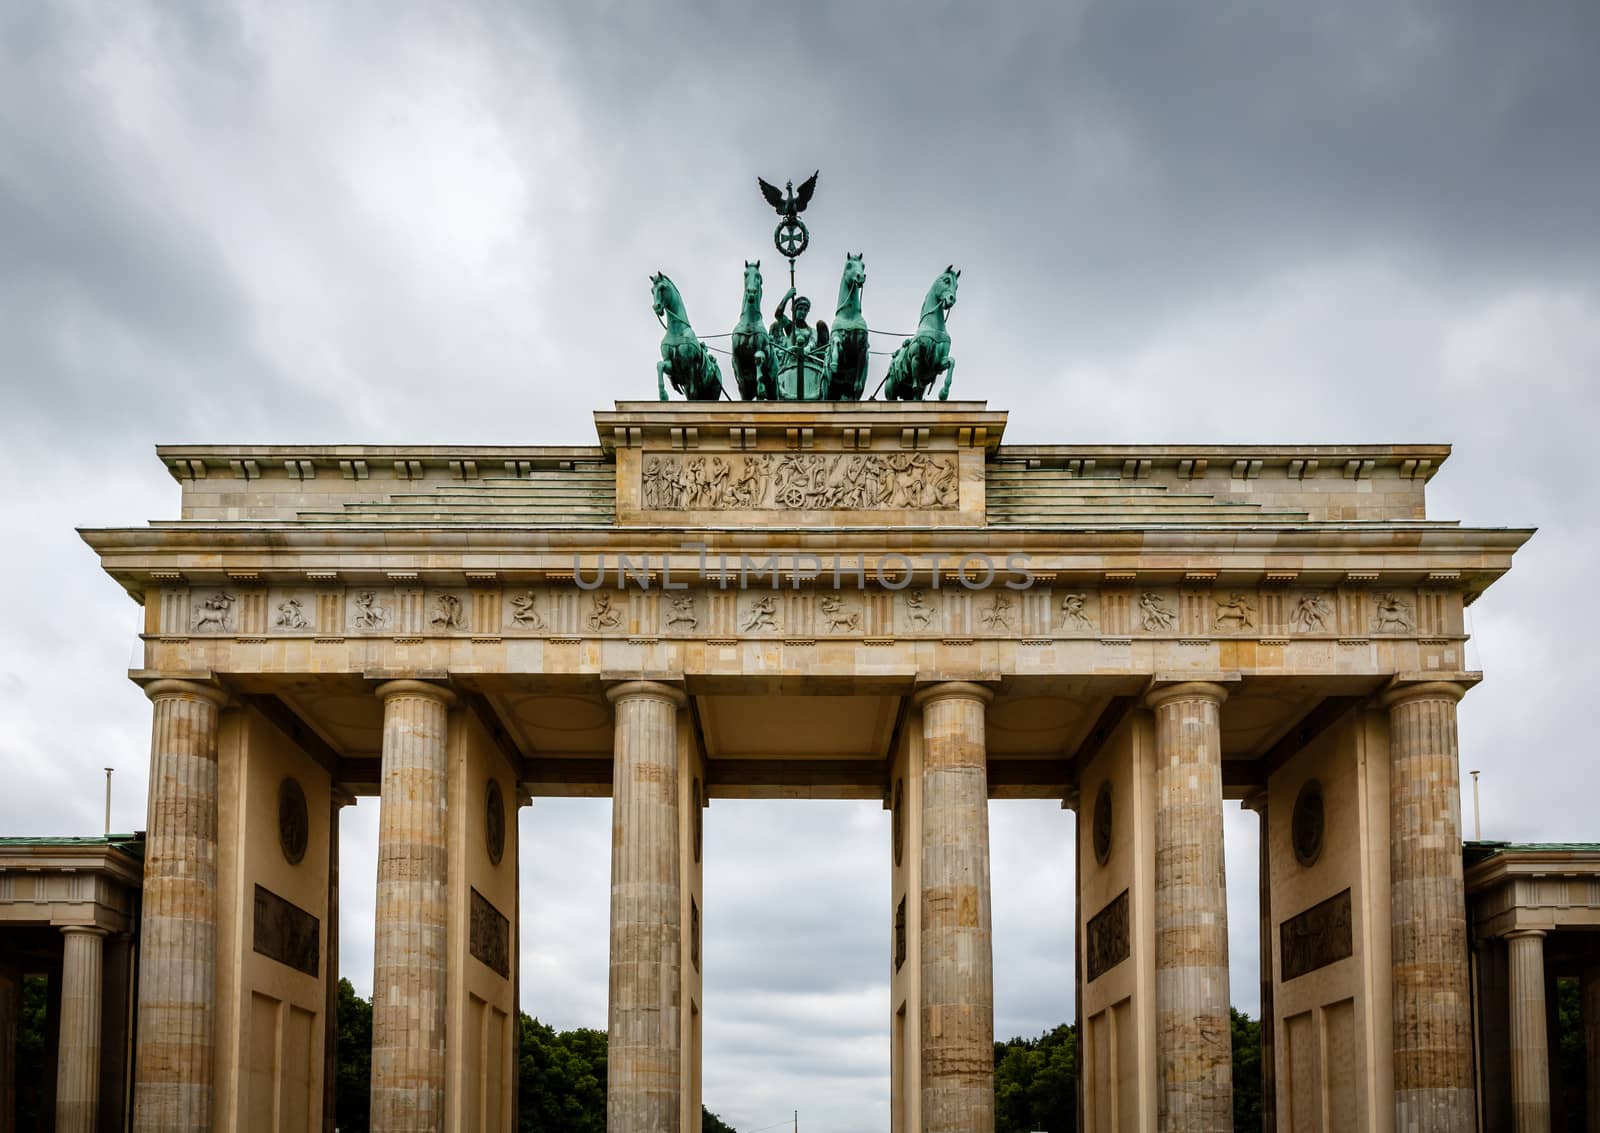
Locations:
77;397;1529;1131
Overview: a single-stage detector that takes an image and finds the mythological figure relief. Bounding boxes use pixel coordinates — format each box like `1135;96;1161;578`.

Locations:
642;451;958;511
1291;592;1332;633
819;595;860;633
1213;592;1255;631
587;593;622;631
509;591;546;629
904;589;937;630
1059;593;1093;631
430;594;463;629
192;592;236;632
743;595;779;632
274;598;308;630
1371;592;1414;633
352;590;389;629
1139;592;1175;632
666;593;698;630
980;593;1014;630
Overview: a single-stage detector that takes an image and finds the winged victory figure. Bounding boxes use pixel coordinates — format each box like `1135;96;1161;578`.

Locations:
758;171;819;220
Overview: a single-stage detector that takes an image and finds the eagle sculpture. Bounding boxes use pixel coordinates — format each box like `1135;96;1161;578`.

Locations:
758;171;819;219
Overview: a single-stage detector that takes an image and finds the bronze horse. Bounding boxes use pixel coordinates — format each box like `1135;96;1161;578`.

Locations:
883;266;958;401
730;261;776;400
652;273;724;401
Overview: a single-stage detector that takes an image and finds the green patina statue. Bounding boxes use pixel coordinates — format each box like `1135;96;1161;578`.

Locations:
651;174;962;401
823;252;869;400
651;273;725;402
770;287;829;400
730;261;776;401
882;265;959;401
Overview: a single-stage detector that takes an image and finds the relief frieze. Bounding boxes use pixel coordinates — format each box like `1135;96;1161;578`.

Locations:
178;583;1449;644
1279;888;1353;981
641;451;959;511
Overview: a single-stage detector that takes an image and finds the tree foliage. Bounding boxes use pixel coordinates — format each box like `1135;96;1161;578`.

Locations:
1230;1007;1262;1132
993;1023;1078;1133
518;1014;609;1133
335;977;373;1132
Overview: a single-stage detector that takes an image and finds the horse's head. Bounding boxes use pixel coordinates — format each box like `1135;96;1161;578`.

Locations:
920;265;961;323
843;252;866;292
652;272;690;327
743;260;762;306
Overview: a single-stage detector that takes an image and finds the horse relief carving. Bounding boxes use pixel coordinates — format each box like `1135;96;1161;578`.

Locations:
819;595;859;633
1371;592;1414;633
352;591;389;630
667;593;698;630
642;452;958;511
1213;593;1255;631
904;590;938;630
193;592;235;632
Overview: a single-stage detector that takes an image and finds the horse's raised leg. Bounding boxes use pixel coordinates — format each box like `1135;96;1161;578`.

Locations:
657;358;671;401
939;357;956;401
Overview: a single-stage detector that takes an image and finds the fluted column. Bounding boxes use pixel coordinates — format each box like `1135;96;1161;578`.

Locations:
370;680;456;1132
606;680;687;1133
56;926;107;1133
0;960;18;1133
913;681;995;1133
1146;681;1233;1132
1507;931;1551;1133
133;678;228;1131
1383;681;1475;1130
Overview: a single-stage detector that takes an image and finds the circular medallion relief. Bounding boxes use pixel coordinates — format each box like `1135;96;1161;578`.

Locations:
486;779;506;866
278;777;308;866
692;778;703;864
1092;782;1113;866
1292;779;1325;868
892;780;906;867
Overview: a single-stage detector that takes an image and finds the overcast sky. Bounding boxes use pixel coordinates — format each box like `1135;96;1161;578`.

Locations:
4;2;1599;1129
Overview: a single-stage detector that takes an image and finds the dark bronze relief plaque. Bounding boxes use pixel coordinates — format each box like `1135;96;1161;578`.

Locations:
691;898;700;972
253;884;319;977
1086;889;1130;982
1291;779;1325;867
1279;888;1353;981
470;887;511;979
892;780;905;868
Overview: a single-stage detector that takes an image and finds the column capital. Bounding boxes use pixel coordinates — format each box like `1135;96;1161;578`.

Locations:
374;678;457;707
1505;927;1549;941
1143;680;1230;711
1380;678;1471;709
912;680;995;709
58;925;108;940
605;679;687;708
142;678;230;709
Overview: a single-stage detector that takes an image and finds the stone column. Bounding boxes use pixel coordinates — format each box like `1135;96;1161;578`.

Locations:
913;681;995;1133
325;790;350;1133
56;925;107;1133
606;680;687;1133
1383;681;1475;1130
1146;681;1233;1132
1582;966;1600;1133
370;680;456;1132
0;960;18;1133
134;678;228;1131
1506;930;1550;1133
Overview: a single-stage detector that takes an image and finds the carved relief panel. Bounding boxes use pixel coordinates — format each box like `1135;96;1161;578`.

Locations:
640;451;960;512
